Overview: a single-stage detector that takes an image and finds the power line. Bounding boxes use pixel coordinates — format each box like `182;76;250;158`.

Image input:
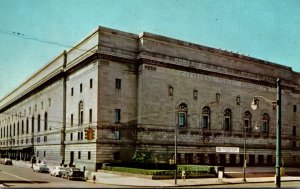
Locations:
0;29;93;53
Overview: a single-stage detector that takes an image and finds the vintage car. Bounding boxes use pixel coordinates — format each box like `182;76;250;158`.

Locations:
50;166;66;177
1;159;13;165
33;163;49;173
62;167;84;180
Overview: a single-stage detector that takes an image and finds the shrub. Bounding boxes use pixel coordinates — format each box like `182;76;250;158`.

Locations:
102;164;216;177
131;149;153;163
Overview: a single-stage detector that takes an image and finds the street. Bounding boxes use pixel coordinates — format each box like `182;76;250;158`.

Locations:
0;164;123;188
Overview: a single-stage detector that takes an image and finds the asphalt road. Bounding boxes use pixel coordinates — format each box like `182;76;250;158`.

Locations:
0;164;123;188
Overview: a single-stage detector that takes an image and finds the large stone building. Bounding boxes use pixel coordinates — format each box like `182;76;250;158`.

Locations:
0;26;299;171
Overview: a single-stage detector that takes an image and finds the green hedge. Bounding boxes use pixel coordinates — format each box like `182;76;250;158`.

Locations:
102;164;216;176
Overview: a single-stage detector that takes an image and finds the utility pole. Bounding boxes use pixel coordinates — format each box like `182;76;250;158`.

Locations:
243;126;247;182
174;128;177;185
275;78;281;188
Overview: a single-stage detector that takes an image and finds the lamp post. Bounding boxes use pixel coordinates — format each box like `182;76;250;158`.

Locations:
251;78;281;188
243;125;247;182
174;128;177;185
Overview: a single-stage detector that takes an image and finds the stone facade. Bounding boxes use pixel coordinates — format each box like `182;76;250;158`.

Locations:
0;26;300;172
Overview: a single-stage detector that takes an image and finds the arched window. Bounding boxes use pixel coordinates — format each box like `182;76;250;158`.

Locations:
224;109;232;131
202;106;211;129
13;123;15;136
17;122;19;136
38;114;41;132
244;111;251;131
26;118;29;134
79;101;84;125
21;120;24;134
32;116;34;133
261;113;269;134
44;112;48;131
178;103;187;127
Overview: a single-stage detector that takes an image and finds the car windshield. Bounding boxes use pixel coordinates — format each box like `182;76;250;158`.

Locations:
59;167;66;171
71;168;81;171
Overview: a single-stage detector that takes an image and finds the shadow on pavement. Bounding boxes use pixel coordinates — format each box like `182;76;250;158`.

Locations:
0;180;48;184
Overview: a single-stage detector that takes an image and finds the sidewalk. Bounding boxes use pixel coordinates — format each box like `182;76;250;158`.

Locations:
88;169;300;187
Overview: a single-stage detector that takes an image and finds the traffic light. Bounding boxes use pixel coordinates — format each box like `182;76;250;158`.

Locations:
90;129;95;140
85;129;90;140
85;128;95;140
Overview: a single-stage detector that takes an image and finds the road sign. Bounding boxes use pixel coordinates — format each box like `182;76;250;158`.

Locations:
216;147;239;153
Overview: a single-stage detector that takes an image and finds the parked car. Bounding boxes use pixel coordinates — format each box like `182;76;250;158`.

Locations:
33;163;49;173
0;159;13;165
62;167;84;180
4;159;13;165
50;166;66;177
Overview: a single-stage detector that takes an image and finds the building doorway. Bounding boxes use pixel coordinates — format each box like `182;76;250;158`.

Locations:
258;155;264;165
249;155;255;166
70;151;74;165
219;154;226;165
230;154;236;165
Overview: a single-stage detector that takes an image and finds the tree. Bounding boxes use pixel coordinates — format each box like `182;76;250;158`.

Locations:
131;149;153;163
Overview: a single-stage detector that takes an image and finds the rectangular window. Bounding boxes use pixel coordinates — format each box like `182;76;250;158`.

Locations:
203;116;209;128
71;114;73;127
41;101;43;109
70;133;73;141
90;79;93;88
262;122;267;133
115;130;120;140
88;151;91;160
293;141;297;148
80;111;83;125
44;136;47;142
244;120;249;127
193;89;198;100
71;87;74;96
48;98;51;106
178;112;186;127
81;131;83;140
115;109;121;123
89;109;92;123
78;151;81;159
115;78;121;89
224;118;230;131
80;83;82;93
78;132;80;140
44;151;46;157
293;126;296;136
37;151;39;157
294;105;297;112
37;137;40;143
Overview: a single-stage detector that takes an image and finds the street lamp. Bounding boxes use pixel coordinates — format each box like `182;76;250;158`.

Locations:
243;124;247;182
251;78;281;188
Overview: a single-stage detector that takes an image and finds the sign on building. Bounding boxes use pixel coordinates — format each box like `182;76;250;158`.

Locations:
216;147;239;153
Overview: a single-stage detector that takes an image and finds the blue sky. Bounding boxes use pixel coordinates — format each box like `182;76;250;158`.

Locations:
0;0;299;99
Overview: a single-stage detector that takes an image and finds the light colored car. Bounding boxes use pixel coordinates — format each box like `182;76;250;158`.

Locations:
33;163;49;173
50;166;66;177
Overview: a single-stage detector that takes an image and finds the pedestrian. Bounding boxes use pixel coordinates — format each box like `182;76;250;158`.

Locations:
182;170;186;181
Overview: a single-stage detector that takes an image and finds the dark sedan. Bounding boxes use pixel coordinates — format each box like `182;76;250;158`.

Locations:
62;167;84;180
